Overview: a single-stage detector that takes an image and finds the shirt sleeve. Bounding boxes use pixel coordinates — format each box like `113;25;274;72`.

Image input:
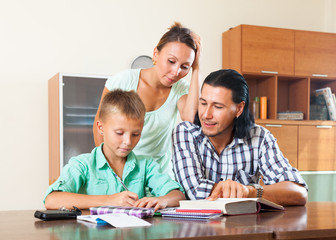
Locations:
172;79;189;99
105;69;138;91
257;127;308;190
43;157;87;203
172;122;215;200
145;158;184;196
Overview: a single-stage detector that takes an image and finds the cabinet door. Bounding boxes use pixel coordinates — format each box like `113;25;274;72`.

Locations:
295;30;336;78
260;124;298;168
48;73;107;185
298;125;336;170
241;25;295;75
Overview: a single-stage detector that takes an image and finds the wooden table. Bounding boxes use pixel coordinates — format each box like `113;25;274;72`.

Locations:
0;202;335;240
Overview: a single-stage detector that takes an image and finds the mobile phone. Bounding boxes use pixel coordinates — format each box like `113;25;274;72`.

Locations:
34;210;78;221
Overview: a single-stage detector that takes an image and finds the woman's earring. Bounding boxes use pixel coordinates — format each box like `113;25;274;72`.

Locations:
152;59;156;65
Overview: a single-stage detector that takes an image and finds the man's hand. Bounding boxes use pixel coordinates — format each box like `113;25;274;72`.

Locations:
206;179;254;200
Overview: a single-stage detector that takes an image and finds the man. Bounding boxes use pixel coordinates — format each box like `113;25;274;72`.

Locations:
172;69;307;206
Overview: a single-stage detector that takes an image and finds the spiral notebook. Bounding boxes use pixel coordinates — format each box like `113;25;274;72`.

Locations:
160;209;223;219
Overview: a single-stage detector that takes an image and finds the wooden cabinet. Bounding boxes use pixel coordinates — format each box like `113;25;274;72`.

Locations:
257;120;336;171
223;25;336;77
298;125;336;171
222;25;295;75
223;25;336;121
259;123;298;168
48;73;107;184
223;24;336;189
295;30;336;78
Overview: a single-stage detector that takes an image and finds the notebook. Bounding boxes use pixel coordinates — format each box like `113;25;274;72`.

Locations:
90;206;155;218
160;209;223;219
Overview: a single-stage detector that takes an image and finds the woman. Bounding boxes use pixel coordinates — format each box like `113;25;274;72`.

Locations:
93;22;201;178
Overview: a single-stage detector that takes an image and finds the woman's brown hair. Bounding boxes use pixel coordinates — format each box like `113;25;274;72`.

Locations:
156;22;196;53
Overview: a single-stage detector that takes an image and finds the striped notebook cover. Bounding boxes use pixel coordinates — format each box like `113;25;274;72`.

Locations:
90;206;154;218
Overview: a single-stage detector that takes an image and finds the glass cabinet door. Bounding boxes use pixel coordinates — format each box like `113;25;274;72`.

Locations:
62;75;107;167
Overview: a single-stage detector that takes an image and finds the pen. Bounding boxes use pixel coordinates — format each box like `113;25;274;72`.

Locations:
113;172;129;191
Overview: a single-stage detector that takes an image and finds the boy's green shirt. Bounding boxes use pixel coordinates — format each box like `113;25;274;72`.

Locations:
44;144;184;203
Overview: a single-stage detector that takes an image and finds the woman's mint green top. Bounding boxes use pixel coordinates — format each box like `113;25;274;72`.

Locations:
105;69;189;178
44;145;184;202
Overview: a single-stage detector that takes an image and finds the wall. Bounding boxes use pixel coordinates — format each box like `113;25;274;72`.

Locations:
0;0;335;210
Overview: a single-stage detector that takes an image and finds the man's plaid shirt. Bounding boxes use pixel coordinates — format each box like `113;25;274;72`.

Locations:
172;121;307;200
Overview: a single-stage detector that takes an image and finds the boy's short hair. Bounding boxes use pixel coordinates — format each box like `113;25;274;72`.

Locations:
99;89;146;121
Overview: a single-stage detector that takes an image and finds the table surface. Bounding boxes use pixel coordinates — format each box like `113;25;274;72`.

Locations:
1;202;336;240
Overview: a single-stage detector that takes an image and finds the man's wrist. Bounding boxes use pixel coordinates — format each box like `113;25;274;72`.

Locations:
247;185;256;198
249;184;264;198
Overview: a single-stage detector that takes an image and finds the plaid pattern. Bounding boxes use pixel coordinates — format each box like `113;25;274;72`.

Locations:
172;122;307;200
90;206;154;218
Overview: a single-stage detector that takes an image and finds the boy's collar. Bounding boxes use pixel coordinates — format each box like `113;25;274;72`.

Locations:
97;144;108;169
96;144;136;169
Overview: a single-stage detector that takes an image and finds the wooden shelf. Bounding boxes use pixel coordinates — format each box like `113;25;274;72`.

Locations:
223;25;336;171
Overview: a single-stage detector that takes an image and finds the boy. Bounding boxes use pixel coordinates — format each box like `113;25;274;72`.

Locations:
44;89;185;211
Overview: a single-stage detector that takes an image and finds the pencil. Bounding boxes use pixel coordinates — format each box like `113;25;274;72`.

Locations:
113;172;129;191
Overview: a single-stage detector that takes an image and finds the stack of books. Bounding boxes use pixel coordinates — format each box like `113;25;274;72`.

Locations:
277;111;304;120
160;198;284;219
160;208;223;219
313;87;336;121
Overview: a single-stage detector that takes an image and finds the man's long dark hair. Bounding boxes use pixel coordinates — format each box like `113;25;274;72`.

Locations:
194;69;254;138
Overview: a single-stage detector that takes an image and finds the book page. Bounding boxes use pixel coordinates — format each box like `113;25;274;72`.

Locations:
77;214;151;228
98;214;151;228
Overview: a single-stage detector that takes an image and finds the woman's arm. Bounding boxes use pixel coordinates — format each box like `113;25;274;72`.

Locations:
177;33;202;122
44;191;139;210
93;87;110;146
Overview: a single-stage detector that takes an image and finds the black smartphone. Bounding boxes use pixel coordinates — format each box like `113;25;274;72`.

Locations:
34;210;78;221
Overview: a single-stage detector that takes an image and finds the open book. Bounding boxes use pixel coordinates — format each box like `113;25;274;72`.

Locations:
179;198;284;215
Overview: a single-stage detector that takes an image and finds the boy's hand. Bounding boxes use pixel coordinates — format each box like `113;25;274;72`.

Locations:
206;179;251;201
133;197;168;212
106;191;139;206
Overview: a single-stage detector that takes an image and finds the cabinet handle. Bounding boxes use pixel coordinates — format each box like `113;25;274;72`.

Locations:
261;70;278;75
312;74;328;77
316;125;332;129
265;124;282;128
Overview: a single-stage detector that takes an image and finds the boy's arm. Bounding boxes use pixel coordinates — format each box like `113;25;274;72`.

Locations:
44;191;139;210
134;190;185;212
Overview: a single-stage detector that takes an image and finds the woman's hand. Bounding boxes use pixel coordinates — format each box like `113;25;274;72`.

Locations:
133;197;169;212
191;32;202;71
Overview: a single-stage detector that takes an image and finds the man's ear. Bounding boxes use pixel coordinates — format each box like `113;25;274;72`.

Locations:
96;120;104;135
236;101;245;118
